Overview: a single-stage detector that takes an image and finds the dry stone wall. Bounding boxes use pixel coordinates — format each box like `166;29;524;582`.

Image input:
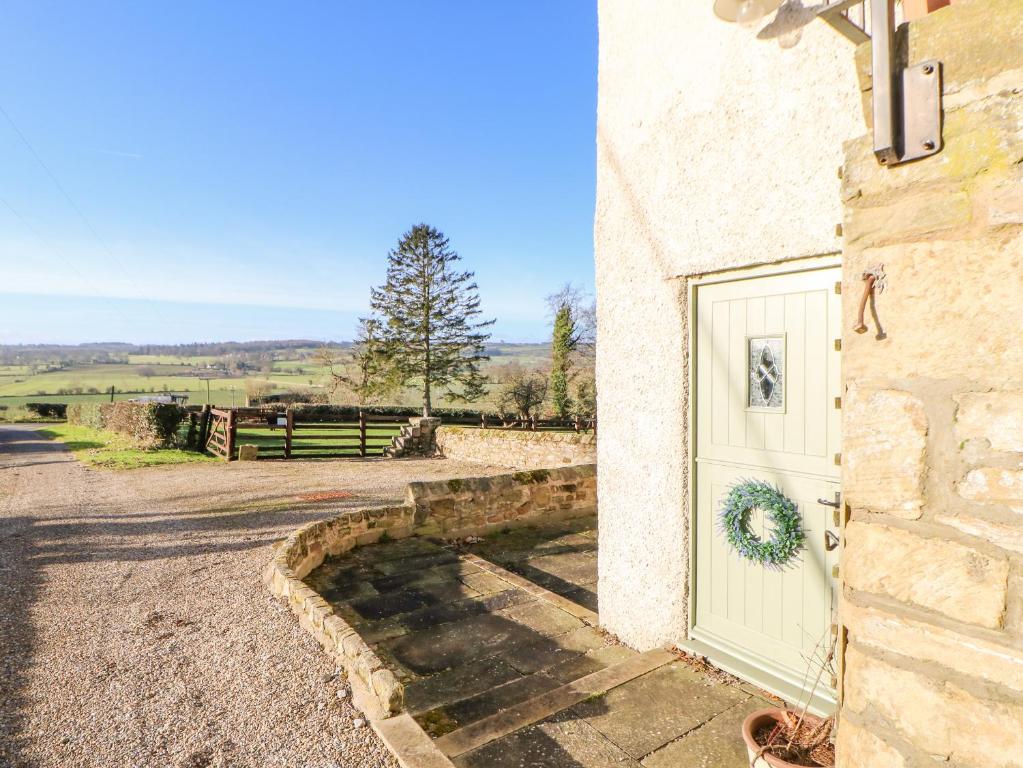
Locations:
263;464;596;717
434;426;596;469
838;3;1023;765
407;464;597;538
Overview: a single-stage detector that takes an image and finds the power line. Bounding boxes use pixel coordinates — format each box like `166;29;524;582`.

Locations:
0;101;169;323
0;194;138;327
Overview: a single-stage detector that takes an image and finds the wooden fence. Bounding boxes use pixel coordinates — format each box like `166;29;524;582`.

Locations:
191;407;596;462
199;407;405;461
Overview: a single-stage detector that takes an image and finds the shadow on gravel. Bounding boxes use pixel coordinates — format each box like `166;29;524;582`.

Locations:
0;426;396;765
25;498;383;566
0;514;39;768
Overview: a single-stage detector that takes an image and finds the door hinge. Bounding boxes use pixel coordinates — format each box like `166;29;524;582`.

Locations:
834;281;842;295
834;339;842;352
834;397;842;409
834;453;842;466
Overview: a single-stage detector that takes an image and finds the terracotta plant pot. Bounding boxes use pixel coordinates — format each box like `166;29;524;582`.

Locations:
741;708;833;768
902;0;952;22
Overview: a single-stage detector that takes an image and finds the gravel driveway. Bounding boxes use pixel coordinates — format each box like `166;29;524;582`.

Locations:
0;424;505;768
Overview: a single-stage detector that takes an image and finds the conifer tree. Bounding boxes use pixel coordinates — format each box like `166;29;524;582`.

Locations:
369;224;493;416
546;284;595;419
550;305;574;419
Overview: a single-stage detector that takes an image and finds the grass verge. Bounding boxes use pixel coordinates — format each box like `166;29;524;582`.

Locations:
37;424;216;470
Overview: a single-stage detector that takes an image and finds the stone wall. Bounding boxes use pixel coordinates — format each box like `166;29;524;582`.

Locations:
434;426;596;469
407;464;596;538
838;2;1023;765
263;464;597;717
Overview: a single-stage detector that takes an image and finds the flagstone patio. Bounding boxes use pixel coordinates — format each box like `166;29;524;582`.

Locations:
304;516;778;767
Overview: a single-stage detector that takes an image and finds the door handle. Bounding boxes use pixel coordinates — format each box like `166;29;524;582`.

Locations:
824;531;840;552
819;493;842;526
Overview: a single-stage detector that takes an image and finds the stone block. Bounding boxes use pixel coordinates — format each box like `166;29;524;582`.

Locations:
341;632;366;660
844;645;1023;767
842;601;1023;692
959;468;1023;504
956;392;1023;453
835;718;906;768
843;389;927;519
371;668;404;714
842;233;1023;383
356;529;384;547
322;615;349;642
936;512;1023;554
976;166;1023;227
237;444;259;461
844;189;971;247
843;521;1008;628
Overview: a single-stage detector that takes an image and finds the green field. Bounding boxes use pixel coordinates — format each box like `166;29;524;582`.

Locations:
232;421;404;459
0;342;550;412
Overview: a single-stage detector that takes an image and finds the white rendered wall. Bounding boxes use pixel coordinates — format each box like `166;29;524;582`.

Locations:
594;0;866;650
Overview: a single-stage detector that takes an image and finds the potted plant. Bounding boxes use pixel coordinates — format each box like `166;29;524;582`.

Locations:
741;708;834;767
903;0;951;22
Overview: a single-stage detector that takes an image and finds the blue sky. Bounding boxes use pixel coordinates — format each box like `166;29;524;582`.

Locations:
0;2;597;344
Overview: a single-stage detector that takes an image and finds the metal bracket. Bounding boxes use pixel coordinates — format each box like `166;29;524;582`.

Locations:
818;0;871;45
899;61;943;163
871;0;943;166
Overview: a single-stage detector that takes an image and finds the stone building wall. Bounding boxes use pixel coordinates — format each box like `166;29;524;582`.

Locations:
838;2;1023;765
434;426;596;469
594;0;865;650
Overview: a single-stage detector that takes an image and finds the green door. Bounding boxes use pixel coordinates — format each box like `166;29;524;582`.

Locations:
692;265;841;710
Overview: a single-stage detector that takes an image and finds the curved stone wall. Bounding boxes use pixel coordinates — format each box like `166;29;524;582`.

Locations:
263;464;597;717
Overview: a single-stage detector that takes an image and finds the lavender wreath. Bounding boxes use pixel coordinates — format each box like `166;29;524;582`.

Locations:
719;480;804;568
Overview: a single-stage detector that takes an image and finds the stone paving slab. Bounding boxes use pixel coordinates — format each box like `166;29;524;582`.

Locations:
641;698;770;768
570;661;752;760
405;658;525;715
434;649;675;758
420;671;563;738
501;600;586;636
453;711;642;768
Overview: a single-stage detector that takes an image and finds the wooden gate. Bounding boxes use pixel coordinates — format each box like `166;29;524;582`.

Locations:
204;408;235;460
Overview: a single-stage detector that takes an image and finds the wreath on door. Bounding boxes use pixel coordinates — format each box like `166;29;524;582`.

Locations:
719;480;804;568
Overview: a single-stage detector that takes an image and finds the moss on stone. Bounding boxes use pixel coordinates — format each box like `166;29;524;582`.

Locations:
513;469;550;484
416;708;460;737
447;478;465;493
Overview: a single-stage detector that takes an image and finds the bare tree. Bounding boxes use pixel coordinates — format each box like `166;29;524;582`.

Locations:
318;318;400;406
495;364;548;420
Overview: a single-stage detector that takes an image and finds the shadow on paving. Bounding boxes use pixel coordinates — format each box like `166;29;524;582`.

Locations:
305;529;619;754
307;519;773;768
461;521;598;613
